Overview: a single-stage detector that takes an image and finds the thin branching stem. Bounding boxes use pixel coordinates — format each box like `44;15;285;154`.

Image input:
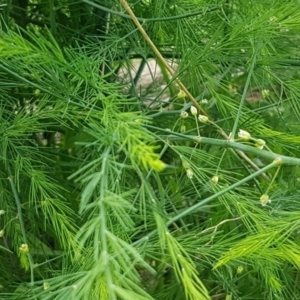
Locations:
6;164;35;286
231;39;262;139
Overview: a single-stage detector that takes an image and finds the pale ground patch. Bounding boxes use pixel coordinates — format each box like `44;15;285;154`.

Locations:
117;58;178;107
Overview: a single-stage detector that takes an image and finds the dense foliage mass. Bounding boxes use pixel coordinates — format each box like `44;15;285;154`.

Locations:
1;0;300;299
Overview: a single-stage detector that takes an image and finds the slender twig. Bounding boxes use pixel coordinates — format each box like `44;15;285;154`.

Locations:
208;39;268;178
1;236;16;270
84;0;220;23
49;0;57;36
114;53;300;68
120;0;207;116
101;12;111;75
293;270;299;296
7;164;35;286
202;217;241;245
231;39;262;139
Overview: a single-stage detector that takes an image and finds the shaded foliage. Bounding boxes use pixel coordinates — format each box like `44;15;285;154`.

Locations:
1;0;300;299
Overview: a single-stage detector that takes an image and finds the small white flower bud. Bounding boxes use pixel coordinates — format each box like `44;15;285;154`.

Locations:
255;139;266;149
43;282;50;290
182;161;190;169
180;111;189;118
260;194;271;206
195;136;201;143
186;169;194;179
274;157;283;166
0;210;5;216
190;106;198;116
238;129;251;141
198;115;209;123
177;90;186;99
262;89;270;98
34;89;41;96
200;99;208;104
19;243;29;253
0;230;4;237
211;175;219;183
180;125;186;133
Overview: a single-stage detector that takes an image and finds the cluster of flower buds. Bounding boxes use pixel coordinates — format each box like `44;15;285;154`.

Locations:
237;129;266;150
189;106;209;124
180;105;210;123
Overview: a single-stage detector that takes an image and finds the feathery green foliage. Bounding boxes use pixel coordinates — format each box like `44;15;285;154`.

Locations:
1;0;300;299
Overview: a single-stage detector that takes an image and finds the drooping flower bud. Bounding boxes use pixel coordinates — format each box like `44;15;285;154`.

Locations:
186;169;194;179
211;175;219;183
34;89;41;96
274;157;283;166
262;89;270;98
177;90;186;99
198;115;209;123
19;244;29;253
43;282;50;290
238;129;251;141
190;106;198;116
180;111;189;119
260;194;271;206
182;160;190;169
255;139;266;150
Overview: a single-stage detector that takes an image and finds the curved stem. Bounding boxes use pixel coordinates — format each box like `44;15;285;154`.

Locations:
7;164;35;286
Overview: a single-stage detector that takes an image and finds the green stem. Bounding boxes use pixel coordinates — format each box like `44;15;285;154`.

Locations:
167;162;276;227
231;39;262;139
7;164;35;286
49;0;57;36
145;125;300;166
131;161;277;247
216;149;227;175
265;165;281;194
